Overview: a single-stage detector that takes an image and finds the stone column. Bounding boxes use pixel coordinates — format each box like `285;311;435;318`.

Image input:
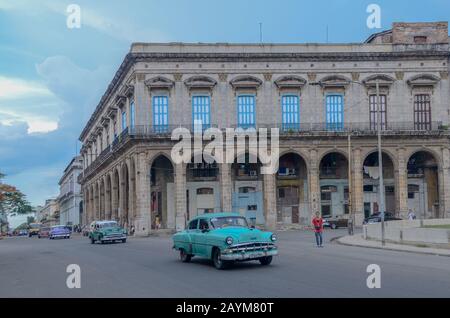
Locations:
94;183;99;220
220;163;232;212
352;148;364;225
134;152;151;236
308;149;320;222
111;171;119;222
105;175;111;220
118;167;124;225
396;148;408;219
263;173;277;230
440;147;450;218
175;163;187;231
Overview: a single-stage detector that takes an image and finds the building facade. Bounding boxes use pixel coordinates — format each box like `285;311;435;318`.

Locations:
58;156;83;228
78;22;450;236
37;199;60;226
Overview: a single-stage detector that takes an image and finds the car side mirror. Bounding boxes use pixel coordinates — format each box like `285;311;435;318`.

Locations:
201;228;209;233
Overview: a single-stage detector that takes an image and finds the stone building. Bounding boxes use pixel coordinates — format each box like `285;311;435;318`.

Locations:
78;22;450;235
37;199;60;226
57;156;83;228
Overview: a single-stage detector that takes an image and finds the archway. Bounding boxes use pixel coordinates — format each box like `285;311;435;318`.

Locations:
407;151;439;219
319;152;348;218
150;155;174;229
186;153;220;219
276;152;308;224
362;151;396;218
231;152;264;227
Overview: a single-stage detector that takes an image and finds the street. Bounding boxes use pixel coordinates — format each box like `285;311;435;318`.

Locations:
1;229;450;298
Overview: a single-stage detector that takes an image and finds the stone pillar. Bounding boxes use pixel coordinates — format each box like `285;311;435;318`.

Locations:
118;167;124;225
396;148;408;219
110;172;119;221
440;147;450;218
94;183;99;220
220;163;232;212
308;149;320;222
263;173;277;230
134;152;151;236
105;176;111;220
352;148;364;225
175;163;187;231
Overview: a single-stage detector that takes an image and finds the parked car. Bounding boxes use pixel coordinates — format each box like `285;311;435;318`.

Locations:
18;229;28;236
88;221;127;244
363;212;402;224
38;227;51;238
172;212;278;270
323;217;348;229
49;225;71;239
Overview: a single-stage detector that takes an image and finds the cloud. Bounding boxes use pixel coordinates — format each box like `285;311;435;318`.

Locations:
0;76;52;99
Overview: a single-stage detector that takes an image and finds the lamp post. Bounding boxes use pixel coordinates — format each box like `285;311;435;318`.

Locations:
375;80;386;246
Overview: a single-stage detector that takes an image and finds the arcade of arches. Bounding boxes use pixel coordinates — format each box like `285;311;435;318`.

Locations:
82;146;450;236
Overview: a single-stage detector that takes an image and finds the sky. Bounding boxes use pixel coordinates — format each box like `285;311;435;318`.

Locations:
0;0;449;207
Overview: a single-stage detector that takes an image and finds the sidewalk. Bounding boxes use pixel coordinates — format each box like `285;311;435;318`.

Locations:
336;234;450;257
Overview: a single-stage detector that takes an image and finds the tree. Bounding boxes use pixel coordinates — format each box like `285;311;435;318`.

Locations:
0;171;33;216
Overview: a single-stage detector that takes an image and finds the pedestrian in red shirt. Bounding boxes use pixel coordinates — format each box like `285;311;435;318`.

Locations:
312;212;324;247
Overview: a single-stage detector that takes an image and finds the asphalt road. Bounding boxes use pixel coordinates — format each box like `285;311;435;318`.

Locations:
1;230;450;298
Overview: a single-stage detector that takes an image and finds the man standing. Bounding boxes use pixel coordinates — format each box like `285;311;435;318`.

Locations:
312;212;324;248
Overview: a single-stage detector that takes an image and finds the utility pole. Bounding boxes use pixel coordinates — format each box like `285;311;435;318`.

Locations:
259;22;263;43
376;80;386;246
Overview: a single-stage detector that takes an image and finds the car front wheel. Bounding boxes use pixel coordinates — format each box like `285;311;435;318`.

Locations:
212;248;229;270
259;256;273;266
121;239;127;243
90;237;95;244
179;249;191;263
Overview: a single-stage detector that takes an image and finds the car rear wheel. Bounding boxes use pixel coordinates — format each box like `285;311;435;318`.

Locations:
259;256;273;266
212;248;229;270
179;249;191;263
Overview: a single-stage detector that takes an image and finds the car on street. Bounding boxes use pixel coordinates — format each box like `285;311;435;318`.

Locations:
363;212;402;224
38;227;51;238
323;217;348;229
28;223;42;237
88;221;127;244
172;212;278;270
49;225;71;239
18;229;28;236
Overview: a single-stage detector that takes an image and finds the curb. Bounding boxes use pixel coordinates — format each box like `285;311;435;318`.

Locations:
334;235;450;257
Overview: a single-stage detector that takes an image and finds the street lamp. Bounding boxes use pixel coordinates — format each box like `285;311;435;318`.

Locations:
310;79;386;243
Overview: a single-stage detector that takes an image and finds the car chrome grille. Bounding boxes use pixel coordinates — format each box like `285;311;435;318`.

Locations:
228;242;276;252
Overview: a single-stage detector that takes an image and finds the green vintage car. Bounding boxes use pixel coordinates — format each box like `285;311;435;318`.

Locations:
89;221;127;244
172;213;278;269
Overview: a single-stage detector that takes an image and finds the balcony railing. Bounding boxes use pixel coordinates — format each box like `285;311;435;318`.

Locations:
80;121;447;181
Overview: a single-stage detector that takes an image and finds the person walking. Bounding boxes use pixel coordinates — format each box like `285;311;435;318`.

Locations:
408;209;416;220
312;212;324;247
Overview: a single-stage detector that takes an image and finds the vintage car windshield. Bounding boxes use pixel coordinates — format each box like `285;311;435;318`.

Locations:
210;216;248;229
51;226;66;230
99;222;118;228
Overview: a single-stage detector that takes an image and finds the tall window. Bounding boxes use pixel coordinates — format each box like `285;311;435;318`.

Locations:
325;94;344;131
281;95;300;131
192;95;210;131
153;96;169;133
414;94;431;130
113;120;117;138
121;110;127;131
130;99;135;129
369;94;387;130
237;95;256;129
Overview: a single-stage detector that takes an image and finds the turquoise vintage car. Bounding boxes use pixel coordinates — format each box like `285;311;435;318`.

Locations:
89;221;127;244
172;213;278;269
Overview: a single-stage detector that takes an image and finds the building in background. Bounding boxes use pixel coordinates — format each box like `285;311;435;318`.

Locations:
37;199;59;226
78;22;450;235
57;156;83;228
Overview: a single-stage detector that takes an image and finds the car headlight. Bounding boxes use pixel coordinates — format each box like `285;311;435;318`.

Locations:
225;236;233;245
271;234;277;242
